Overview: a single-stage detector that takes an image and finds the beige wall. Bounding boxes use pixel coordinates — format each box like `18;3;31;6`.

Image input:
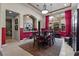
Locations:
0;3;45;47
1;3;44;28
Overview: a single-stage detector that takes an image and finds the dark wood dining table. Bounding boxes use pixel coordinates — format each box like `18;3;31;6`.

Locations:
32;30;54;48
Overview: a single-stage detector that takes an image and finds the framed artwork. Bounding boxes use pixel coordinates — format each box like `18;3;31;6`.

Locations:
15;19;18;30
25;23;33;31
15;25;18;30
15;19;18;24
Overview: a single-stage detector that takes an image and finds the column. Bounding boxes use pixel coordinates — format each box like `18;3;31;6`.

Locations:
19;15;23;40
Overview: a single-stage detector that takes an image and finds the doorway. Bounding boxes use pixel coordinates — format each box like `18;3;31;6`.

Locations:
6;10;19;43
6;18;12;43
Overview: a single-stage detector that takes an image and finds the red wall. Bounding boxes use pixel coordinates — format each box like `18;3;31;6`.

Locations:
2;27;6;44
20;28;23;40
65;10;72;36
59;10;72;37
45;16;49;29
20;28;33;40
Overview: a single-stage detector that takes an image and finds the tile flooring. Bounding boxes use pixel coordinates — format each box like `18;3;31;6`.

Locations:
0;38;75;56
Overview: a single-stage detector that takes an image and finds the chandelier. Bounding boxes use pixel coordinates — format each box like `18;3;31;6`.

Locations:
42;4;48;14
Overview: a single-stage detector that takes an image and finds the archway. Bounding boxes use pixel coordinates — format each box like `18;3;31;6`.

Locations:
23;14;37;31
20;14;37;40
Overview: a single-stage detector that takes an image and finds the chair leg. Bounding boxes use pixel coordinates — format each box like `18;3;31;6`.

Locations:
37;42;41;50
33;38;35;48
48;40;52;47
52;38;55;45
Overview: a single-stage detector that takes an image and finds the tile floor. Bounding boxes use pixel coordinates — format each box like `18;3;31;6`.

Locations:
1;39;32;56
0;38;75;56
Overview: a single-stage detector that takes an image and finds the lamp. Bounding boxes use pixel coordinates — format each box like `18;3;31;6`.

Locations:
42;4;48;14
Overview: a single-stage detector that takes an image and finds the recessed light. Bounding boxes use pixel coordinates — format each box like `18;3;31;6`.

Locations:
9;11;12;13
64;4;67;6
26;15;29;18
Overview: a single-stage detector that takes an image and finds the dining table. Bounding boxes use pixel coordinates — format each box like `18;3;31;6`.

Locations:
32;30;54;48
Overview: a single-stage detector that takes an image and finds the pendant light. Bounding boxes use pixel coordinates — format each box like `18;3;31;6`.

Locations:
42;4;48;14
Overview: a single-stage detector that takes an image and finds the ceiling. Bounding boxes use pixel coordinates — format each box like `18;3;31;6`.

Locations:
6;10;19;18
28;3;71;13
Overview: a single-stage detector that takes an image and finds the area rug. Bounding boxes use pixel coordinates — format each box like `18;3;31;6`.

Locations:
20;41;62;56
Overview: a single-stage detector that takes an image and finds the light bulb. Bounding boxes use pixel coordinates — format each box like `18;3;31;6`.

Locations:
42;10;48;14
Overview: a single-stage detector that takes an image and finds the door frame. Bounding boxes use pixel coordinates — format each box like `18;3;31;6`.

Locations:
5;9;20;44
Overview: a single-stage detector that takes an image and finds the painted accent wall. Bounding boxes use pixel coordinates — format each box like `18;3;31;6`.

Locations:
2;28;6;44
45;16;49;29
59;10;72;37
65;10;72;36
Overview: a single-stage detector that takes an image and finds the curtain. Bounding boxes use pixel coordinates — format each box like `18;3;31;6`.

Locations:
45;16;49;29
65;10;72;36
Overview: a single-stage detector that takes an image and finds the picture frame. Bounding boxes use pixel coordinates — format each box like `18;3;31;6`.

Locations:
15;25;18;30
15;19;18;24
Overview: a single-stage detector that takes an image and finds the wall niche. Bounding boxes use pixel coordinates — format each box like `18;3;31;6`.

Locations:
23;14;37;32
